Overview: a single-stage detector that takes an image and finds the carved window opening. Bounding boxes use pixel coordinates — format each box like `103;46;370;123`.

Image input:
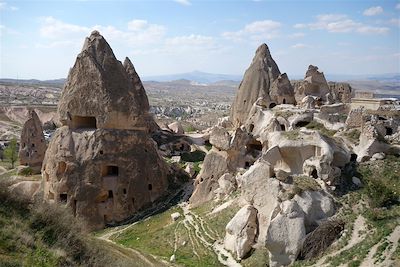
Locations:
59;193;68;203
102;165;119;177
71;115;97;129
108;190;113;198
148;184;152;191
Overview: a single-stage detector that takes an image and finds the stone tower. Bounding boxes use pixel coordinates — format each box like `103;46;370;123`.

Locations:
19;109;47;174
42;31;170;230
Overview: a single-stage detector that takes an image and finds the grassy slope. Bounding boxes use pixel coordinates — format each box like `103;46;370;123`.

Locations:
0;172;150;267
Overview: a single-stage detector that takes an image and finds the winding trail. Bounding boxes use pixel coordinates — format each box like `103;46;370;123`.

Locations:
314;215;368;266
98;182;241;267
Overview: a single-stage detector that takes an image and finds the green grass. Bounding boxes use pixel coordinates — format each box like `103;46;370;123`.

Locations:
0;182;147;267
343;129;361;144
305;121;337;137
113;205;222;267
181;150;206;162
283;130;300;140
241;247;269;267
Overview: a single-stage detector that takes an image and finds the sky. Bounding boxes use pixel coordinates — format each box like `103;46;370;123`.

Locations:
0;0;399;80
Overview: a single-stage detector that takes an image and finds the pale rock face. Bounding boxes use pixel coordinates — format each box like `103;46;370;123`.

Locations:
224;205;258;260
239;160;281;245
8;180;41;202
262;131;350;182
230;44;281;127
58;30;155;131
269;73;296;105
215;173;236;199
168;121;184;135
301;95;316;109
294;65;330;103
190;128;250;207
265;190;335;266
42;31;170;230
19;109;47;173
266;200;306;267
354;123;392;162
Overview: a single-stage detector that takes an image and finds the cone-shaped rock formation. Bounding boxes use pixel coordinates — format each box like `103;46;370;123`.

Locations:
42;31;169;230
19;109;47;174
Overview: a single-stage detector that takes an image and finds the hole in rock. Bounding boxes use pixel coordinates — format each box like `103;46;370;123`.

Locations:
245;162;250;168
58;161;66;174
282;98;286;104
71;115;97;129
108;190;113;198
311;169;318;179
148;184;153;191
295;121;310;128
59;193;67;203
31;143;35;148
350;154;357;162
99;150;103;155
249;124;255;132
102;165;119;176
73;200;77;217
132;198;135;206
280;124;286;131
269;103;277;109
123;188;127;195
247;140;262;151
386;127;393;136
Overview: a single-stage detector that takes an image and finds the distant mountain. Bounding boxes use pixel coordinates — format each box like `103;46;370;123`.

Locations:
0;78;65;88
142;71;243;84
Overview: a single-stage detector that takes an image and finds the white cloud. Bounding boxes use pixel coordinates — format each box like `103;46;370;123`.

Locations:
293;23;306;29
288;32;305;38
291;43;311;49
356;26;389;34
38;17;167;47
396;3;400;10
222;20;282;42
173;0;191;6
0;1;18;11
166;34;213;46
363;6;383;16
389;18;400;27
0;24;20;36
297;13;389;35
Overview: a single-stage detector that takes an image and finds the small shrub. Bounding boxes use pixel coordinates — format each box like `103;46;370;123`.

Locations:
181;150;206;162
305;121;337;137
19;167;33;176
293;176;321;192
298;220;345;260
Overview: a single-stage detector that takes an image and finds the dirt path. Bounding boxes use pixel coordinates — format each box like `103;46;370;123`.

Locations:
314;215;368;266
360;225;400;267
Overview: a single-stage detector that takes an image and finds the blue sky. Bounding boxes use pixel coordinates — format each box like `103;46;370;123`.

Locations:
0;0;399;80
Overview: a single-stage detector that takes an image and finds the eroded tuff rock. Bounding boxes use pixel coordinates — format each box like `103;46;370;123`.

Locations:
293;65;331;103
230;44;282;127
42;31;170;230
58;30;155;132
19;109;47;173
189;127;251;206
224;205;258;260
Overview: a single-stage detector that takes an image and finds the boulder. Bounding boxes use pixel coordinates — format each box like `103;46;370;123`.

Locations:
168;121;184;135
294;65;330;103
266;200;306;267
215;173;236;198
8;180;41;202
224;205;258;260
171;212;181;221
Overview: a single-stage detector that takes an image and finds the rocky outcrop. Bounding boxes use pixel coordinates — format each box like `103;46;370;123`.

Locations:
189;127;250;206
328;82;352;103
354;123;394;162
42;31;170;230
224;205;258;260
58;30;155;132
168;121;184;134
8;180;41;202
265;190;335;267
19;110;47;173
269;73;295;105
293;65;331;103
230;44;281;127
